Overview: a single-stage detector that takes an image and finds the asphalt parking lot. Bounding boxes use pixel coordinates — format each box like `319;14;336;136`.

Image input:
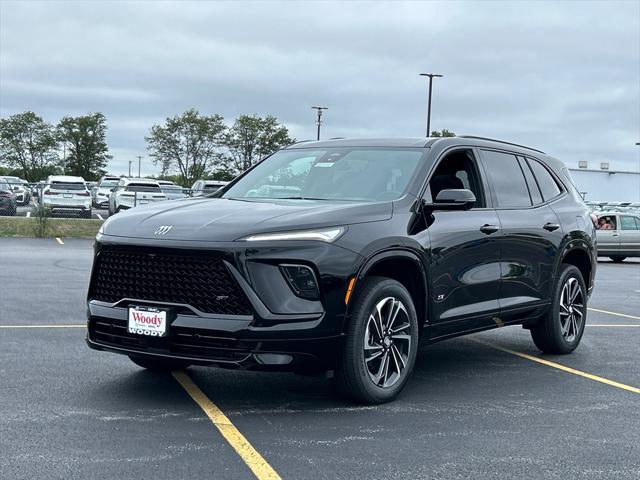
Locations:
1;238;639;480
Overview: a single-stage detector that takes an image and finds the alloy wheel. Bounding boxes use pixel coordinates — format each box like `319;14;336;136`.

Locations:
363;297;412;388
559;277;584;342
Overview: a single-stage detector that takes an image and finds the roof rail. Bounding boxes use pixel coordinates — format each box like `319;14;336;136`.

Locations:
457;135;545;154
284;139;315;148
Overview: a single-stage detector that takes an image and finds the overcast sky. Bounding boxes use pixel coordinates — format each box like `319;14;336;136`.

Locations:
1;0;639;176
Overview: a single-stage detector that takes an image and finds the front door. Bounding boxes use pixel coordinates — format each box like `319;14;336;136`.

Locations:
421;147;502;338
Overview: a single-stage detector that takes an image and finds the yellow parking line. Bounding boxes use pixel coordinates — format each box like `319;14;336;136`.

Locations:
588;307;640;321
471;338;640;394
0;324;85;328
55;237;64;245
172;370;281;480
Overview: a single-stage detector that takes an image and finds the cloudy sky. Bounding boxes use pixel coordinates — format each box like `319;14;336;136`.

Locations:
1;0;639;176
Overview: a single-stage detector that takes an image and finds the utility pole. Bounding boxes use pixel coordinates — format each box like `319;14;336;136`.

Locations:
419;73;443;137
137;156;142;178
311;106;328;141
128;160;132;177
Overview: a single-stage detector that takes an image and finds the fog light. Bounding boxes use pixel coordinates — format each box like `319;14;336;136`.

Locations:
280;264;320;300
254;353;293;365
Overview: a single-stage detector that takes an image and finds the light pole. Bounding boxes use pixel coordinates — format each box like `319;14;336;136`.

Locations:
311;106;328;140
128;160;132;177
419;73;443;137
137;156;142;178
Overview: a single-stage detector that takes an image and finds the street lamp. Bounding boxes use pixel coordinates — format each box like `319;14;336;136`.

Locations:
419;73;443;137
137;156;142;178
311;106;328;141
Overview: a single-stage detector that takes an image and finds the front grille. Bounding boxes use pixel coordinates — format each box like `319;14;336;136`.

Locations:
90;318;252;362
90;250;253;315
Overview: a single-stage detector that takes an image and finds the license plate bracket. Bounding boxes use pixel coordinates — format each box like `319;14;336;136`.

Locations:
128;306;168;337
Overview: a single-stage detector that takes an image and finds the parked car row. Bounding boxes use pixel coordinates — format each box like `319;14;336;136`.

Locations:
0;175;230;217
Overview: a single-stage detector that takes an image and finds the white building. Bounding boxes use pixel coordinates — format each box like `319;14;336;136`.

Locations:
568;162;640;203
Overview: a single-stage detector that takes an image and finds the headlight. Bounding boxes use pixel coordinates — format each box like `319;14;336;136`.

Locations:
240;226;345;242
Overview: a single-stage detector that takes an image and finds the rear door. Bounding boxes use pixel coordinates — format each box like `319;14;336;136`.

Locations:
479;150;563;319
619;215;640;255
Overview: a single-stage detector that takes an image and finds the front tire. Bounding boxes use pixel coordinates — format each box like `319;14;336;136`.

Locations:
609;256;626;263
334;277;419;404
530;264;587;354
129;355;190;372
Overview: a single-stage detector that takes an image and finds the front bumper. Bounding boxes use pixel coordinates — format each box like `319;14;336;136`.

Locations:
86;237;363;370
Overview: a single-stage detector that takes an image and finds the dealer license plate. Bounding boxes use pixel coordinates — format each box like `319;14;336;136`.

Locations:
128;306;167;337
63;193;73;198
139;200;149;204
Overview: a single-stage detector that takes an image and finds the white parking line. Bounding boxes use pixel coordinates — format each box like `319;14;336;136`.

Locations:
55;237;64;245
96;213;104;220
588;307;640;321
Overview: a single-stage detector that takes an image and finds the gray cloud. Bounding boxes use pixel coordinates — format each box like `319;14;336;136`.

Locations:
1;0;639;176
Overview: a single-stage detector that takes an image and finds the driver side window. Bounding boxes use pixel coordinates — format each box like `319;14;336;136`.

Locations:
426;149;486;208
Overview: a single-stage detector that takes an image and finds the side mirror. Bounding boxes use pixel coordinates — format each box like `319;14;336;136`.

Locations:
423;189;476;211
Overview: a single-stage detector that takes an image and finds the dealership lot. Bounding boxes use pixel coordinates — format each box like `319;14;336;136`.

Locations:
1;238;638;480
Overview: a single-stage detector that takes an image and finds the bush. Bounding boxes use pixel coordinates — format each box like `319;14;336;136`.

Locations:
31;204;51;237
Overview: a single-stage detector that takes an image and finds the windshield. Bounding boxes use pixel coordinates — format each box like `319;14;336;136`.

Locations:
222;147;424;201
161;185;183;192
100;180;118;187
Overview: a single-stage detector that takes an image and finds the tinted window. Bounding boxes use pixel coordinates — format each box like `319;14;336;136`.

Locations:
481;150;531;207
620;216;640;230
51;181;86;191
126;183;161;192
518;157;543;205
528;159;561;201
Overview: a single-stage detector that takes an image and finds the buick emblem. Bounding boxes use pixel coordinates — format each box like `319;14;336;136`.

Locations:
154;225;173;235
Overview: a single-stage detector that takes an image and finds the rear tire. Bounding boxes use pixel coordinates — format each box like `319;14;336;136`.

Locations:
129;355;190;372
609;256;626;263
530;264;586;354
334;277;419;404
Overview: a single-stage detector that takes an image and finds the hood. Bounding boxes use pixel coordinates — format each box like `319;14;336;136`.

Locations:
100;197;392;242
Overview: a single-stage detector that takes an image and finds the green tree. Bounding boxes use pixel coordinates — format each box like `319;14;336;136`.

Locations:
0;111;59;181
57;113;111;180
146;109;227;186
224;115;294;173
430;129;456;138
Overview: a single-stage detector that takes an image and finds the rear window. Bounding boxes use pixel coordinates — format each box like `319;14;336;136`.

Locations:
100;180;118;187
126;183;161;192
528;159;562;201
51;182;86;190
161;185;183;192
481;150;531;208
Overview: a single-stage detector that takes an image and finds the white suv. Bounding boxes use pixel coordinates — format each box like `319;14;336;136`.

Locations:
108;178;167;214
42;175;92;218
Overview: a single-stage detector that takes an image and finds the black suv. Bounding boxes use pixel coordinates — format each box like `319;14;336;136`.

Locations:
87;136;596;404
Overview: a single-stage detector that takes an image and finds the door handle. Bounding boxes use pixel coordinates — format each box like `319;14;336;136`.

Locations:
480;224;499;235
543;222;560;232
612;233;620;237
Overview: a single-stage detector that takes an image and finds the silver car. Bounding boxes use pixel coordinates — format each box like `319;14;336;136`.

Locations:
595;211;640;262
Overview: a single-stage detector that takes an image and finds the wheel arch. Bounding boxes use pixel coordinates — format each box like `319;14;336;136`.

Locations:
344;249;428;332
559;244;593;293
